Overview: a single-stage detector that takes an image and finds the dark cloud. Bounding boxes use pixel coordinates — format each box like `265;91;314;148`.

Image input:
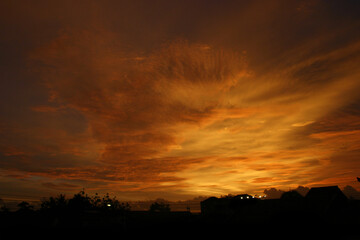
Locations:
263;188;285;199
42;182;79;191
263;186;309;199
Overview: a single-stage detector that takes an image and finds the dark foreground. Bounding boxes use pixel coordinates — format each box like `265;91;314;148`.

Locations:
1;209;360;238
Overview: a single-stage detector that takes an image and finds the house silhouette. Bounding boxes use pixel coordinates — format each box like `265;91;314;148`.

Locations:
200;186;350;219
305;185;348;215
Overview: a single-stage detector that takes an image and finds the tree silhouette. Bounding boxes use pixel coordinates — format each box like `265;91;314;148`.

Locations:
39;190;130;213
149;202;170;212
91;192;102;209
68;190;92;212
100;193;130;212
40;194;67;212
17;201;34;212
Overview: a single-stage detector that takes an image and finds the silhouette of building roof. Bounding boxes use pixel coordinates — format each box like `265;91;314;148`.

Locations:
305;186;348;213
305;186;347;201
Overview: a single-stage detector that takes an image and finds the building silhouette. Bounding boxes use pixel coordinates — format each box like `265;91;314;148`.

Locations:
201;194;258;216
200;185;354;224
305;185;348;215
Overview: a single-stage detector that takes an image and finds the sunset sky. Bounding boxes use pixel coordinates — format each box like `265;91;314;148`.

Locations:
1;0;360;203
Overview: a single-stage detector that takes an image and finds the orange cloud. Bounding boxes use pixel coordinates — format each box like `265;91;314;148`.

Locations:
2;0;360;201
25;27;360;197
27;31;250;189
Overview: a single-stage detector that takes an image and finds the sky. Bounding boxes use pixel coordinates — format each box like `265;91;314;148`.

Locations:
1;0;360;203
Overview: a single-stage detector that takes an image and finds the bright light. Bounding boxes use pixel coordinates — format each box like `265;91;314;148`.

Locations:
107;203;111;207
246;196;249;199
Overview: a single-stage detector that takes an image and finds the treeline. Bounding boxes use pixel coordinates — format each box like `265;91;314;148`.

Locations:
1;190;175;214
39;190;131;213
0;191;188;229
